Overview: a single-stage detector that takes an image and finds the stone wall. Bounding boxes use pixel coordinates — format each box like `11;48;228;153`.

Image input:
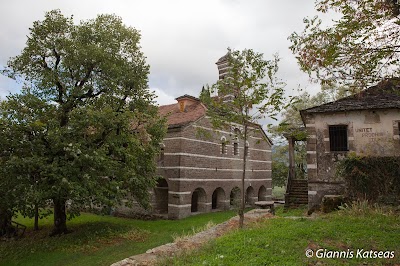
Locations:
157;116;272;219
303;108;400;209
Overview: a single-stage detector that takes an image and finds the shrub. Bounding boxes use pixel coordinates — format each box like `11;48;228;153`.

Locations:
336;154;400;205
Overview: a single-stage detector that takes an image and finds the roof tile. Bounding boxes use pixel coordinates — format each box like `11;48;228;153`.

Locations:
301;79;400;114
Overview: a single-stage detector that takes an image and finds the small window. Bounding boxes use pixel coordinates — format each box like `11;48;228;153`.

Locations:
221;137;227;154
233;142;239;155
329;125;348;152
398;122;400;139
245;141;249;156
158;143;165;162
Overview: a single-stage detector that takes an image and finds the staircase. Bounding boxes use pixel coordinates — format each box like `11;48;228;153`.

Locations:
284;179;308;208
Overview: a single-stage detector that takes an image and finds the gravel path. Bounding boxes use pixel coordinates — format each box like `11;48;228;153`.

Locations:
111;209;273;266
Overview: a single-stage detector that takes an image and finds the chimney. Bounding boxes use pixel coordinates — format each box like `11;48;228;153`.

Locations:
175;95;200;112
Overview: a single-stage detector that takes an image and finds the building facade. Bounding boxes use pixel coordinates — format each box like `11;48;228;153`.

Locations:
151;55;273;219
153;95;272;219
301;79;400;209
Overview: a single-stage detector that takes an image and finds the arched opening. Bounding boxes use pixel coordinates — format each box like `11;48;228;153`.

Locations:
258;185;267;201
154;179;168;214
233;142;239;155
212;187;226;210
191;188;207;213
230;187;241;208
246;186;255;205
221;136;227;154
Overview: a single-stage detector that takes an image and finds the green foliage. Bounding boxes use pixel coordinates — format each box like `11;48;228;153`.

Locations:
271;143;307;188
336;155;400;205
289;0;400;88
270;85;351;187
202;48;287;128
0;9;166;234
271;186;286;200
272;161;288;188
271;84;351;137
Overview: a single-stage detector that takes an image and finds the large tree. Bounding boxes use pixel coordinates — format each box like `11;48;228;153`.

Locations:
201;48;287;228
1;10;166;235
289;0;400;89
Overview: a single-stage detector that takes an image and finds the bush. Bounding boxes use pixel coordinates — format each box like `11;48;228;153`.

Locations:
336;154;400;205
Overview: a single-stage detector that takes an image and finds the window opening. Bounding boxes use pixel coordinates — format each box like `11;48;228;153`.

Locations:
233;142;239;155
221;137;227;154
329;125;348;151
159;143;165;162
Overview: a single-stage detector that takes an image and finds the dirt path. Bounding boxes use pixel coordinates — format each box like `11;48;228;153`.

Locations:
111;209;273;266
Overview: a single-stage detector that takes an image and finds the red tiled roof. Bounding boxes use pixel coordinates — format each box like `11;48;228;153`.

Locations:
159;101;206;127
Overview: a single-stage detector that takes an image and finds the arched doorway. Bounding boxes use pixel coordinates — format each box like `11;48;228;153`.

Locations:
230;187;241;208
154;179;168;214
191;188;207;213
258;185;267;201
246;186;255;205
212;187;226;210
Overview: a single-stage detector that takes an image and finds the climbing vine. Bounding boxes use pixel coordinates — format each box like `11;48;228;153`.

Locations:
336;154;400;205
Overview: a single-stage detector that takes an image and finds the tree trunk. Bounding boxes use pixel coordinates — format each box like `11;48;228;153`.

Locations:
0;207;14;237
239;124;248;229
50;198;68;236
34;204;39;231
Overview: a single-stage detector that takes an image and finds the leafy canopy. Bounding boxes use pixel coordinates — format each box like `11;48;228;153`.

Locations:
0;10;166;225
289;0;400;89
202;48;286;128
270;85;351;188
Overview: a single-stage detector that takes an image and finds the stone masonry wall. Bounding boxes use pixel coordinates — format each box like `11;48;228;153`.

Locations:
304;109;400;209
157;116;272;219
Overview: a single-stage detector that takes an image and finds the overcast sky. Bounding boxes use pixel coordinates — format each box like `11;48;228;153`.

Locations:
0;1;330;126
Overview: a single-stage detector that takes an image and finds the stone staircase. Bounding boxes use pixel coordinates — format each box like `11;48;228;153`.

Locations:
284;179;308;208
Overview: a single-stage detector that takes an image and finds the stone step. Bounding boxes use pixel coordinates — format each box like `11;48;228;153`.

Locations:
286;199;308;202
289;189;307;192
291;181;308;184
288;196;308;200
287;197;308;202
288;200;308;204
290;185;307;188
289;192;308;195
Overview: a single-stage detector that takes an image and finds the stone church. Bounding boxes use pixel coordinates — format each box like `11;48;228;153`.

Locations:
151;55;273;219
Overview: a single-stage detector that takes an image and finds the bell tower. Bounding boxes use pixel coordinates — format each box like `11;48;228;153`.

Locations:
215;52;235;101
216;53;230;81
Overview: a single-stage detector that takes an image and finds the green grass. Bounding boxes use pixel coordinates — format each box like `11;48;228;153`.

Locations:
169;206;400;265
275;205;308;217
271;186;285;200
0;210;237;266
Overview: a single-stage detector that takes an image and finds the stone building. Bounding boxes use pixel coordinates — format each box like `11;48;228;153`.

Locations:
152;55;273;219
301;79;400;209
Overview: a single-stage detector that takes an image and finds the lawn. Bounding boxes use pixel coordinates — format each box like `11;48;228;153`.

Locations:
169;205;400;265
0;210;237;266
